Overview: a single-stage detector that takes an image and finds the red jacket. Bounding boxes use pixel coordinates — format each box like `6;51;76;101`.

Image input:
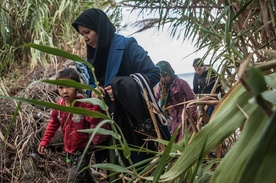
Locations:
39;94;109;154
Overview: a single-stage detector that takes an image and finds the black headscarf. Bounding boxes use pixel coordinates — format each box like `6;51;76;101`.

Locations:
72;8;116;85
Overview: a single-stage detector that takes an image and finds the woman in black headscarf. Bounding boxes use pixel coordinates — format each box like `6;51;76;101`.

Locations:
72;8;170;169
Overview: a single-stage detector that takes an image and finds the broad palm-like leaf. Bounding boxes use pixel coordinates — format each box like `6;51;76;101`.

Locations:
112;0;276;88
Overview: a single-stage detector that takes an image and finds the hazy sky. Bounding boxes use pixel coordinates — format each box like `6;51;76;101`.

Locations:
127;29;207;74
119;10;208;74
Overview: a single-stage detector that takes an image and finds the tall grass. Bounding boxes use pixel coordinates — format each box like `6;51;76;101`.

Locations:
0;0;91;76
1;44;275;182
0;0;276;182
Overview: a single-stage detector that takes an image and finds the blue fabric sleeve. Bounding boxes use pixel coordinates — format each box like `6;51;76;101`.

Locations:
125;37;161;87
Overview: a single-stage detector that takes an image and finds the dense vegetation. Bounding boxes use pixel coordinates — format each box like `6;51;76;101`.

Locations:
1;0;276;182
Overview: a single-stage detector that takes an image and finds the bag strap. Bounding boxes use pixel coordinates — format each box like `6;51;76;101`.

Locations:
130;73;167;126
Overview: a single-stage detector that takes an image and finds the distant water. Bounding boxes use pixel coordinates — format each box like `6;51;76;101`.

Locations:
178;72;194;89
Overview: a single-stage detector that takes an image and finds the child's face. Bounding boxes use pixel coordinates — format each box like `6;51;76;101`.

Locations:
57;86;78;106
161;73;172;84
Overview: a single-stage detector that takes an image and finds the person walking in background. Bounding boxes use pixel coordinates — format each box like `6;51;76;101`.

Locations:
155;61;198;142
72;8;170;168
37;68;109;183
192;58;222;117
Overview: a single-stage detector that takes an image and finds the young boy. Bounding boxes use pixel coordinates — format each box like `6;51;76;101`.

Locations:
37;68;109;183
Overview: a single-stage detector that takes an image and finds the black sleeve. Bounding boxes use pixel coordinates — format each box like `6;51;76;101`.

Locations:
193;73;198;94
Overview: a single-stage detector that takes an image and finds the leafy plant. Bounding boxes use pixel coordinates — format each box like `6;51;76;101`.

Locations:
0;0;88;76
1;0;276;182
1;44;275;182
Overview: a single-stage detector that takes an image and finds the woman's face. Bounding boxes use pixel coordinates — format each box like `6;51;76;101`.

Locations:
78;25;98;48
161;73;172;84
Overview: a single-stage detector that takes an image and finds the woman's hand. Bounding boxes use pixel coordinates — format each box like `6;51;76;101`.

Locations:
105;85;114;101
91;86;105;98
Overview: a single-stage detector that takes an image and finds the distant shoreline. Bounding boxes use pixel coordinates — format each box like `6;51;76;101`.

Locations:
178;72;194;88
177;72;194;76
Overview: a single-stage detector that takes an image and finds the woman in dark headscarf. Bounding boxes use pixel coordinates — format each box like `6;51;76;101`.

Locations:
155;61;198;142
72;8;170;171
72;8;160;96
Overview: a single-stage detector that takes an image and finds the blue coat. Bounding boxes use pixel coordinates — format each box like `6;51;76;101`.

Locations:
87;34;160;95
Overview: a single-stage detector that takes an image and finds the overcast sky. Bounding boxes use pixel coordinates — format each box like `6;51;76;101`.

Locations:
127;29;207;74
119;9;208;74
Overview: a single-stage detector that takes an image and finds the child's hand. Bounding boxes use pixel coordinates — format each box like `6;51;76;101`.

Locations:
37;145;46;155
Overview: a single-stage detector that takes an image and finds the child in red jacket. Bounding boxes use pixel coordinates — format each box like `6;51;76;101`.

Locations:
37;68;109;183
